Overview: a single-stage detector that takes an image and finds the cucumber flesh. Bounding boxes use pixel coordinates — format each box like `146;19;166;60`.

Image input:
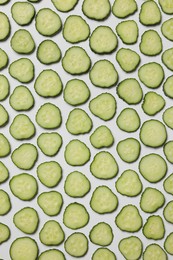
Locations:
0;223;10;245
89;222;113;246
119;236;142;260
143;244;167;260
38;249;65;260
112;0;137;18
92;248;116;260
0;189;11;215
82;0;110;20
65;232;88;257
139;1;161;25
143;215;165;240
0;74;9;101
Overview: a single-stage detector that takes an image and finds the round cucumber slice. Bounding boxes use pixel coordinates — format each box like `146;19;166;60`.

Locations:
159;0;173;14
164;141;173;163
0;189;11;215
164;173;173;195
117;138;141;163
37;132;62;156
163;106;173;129
0;161;9;184
0;223;10;245
112;0;137;18
164;201;173;224
0;134;10;157
143;215;165;240
163;75;173;98
10;86;34;111
90;125;114;149
0;0;10;4
0;74;9;101
89;222;113;246
38;249;65;260
116;20;138;44
142;91;165;116
0;48;8;71
51;0;79;12
92;248;116;260
139;1;161;26
65;233;88;257
11;2;35;26
11;29;35;54
117;108;140;132
162;48;173;71
82;0;110;20
119;236;143;260
140;30;162;56
0;104;9;127
162;18;173;41
116;48;140;72
37;40;61;65
164;232;173;255
0;12;10;41
143;244;167;260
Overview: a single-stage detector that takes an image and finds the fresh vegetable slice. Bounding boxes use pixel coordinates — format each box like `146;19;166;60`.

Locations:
162;18;173;41
37;40;61;65
117;138;140;163
38;249;65;260
143;215;165;240
51;0;79;12
11;2;35;25
0;189;11;215
116;20;138;44
89;222;113;246
0;223;10;244
37;132;62;156
164;232;173;255
0;161;9;183
140;30;162;56
0;48;8;71
0;134;10;157
163;106;173;129
164;141;173;163
0;74;10;101
0;104;9;127
159;0;173;14
164;173;173;195
90;125;114;149
116;48;140;72
92;248;116;260
143;244;167;260
82;0;111;20
162;48;173;71
142;91;165;116
119;236;143;260
65;232;88;257
0;12;10;41
163;201;173;223
117;108;140;132
163;75;173;98
112;0;137;18
139;0;161;25
0;0;10;4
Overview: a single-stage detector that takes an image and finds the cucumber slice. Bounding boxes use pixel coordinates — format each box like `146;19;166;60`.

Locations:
119;236;143;260
138;62;164;88
0;12;10;41
0;48;8;71
0;0;10;4
116;169;142;197
116;48;140;72
164;232;173;255
0;104;9;127
112;0;137;18
163;106;173;129
162;48;173;71
140;187;165;213
13;207;39;234
90;151;118;179
10;173;38;201
0;161;9;183
89;60;118;88
159;0;173;14
0;189;11;215
37;161;62;188
90;125;114;149
116;20;138;44
89;93;116;121
10;237;38;260
92;248;116;260
62;46;91;75
0;223;10;244
139;153;167;182
162;18;173;41
63;15;90;43
37;191;63;216
143;244;167;260
37;132;62;156
115;205;142;232
117;138;140;163
37;40;61;65
36;103;62;129
9;58;34;83
38;249;65;260
117;78;143;104
140;30;162;56
64;78;90;106
11;29;35;54
0;74;9;101
64;171;90;197
117;108;140;132
35;8;61;36
65;232;88;257
64;139;90;166
10;86;34;111
66;108;92;134
39;220;64;246
11;2;35;26
51;0;79;12
10;114;35;140
0;134;10;157
11;143;38;170
90;186;118;214
140;119;167;148
139;1;161;25
163;75;173;98
164;141;173;163
90;26;117;54
164;201;173;223
82;0;110;20
143;215;165;240
164;173;173;195
89;222;113;246
142;91;165;116
63;202;89;229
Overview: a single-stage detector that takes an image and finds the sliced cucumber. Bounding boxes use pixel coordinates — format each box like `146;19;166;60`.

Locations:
162;18;173;41
10;114;35;140
0;12;10;41
0;104;9;127
164;201;173;223
39;220;64;246
162;48;173;71
119;236;143;260
90;186;118;214
66;108;92;135
143;244;167;260
89;93;116;121
11;143;38;170
164;173;173;195
37;132;62;156
142;91;165;116
117;138;140;163
89;60;118;88
140;119;167;148
164;232;173;255
90;26;117;54
11;29;35;54
35;8;61;36
159;0;173;14
82;0;110;20
143;215;165;240
116;169;142;197
36;103;62;129
63;15;90;43
90;151;118;179
64;78;90;106
138;62;164;88
0;48;8;71
37;40;61;65
38;249;65;260
116;48;140;72
62;46;91;75
89;222;113;246
164;141;173;163
90;125;114;148
64;139;90;166
0;223;10;244
37;191;63;216
0;0;10;4
116;20;138;44
10;86;34;111
139;153;167;183
0;74;10;101
63;202;89;229
112;0;137;18
163;106;173;129
51;0;79;12
13;207;39;234
10;237;38;260
117;108;140;132
64;171;90;197
0;161;9;183
92;248;116;260
0;134;10;157
139;1;161;25
0;189;11;215
37;161;62;188
140;30;162;56
65;232;88;257
163;75;173;98
10;173;38;201
9;58;34;83
11;2;35;26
